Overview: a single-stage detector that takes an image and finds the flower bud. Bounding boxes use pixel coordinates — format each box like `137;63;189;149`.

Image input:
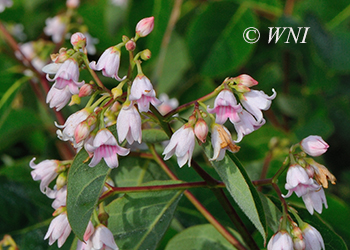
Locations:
74;121;90;144
300;135;329;157
136;16;154;37
70;32;86;49
291;227;305;250
56;172;67;190
66;0;80;9
194;118;208;144
79;83;94;97
125;40;136;51
236;74;258;87
141;49;151;60
69;94;81;106
111;86;123;99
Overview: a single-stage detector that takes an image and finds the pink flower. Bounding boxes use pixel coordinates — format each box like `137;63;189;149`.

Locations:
267;230;293;250
129;74;161;113
207;90;242;125
136;16;154;37
210;123;240;161
46;83;72;111
86;224;118;250
240;89;276;122
194;118;208;144
0;0;12;12
55;108;91;148
236;74;258;87
163;125;195;167
30;158;59;194
89;46;125;81
157;93;178;115
116;104;142;144
88;128;130;168
301;135;329;157
70;32;86;47
233;110;265;143
302;187;328;214
44;212;71;248
44;16;66;43
47;58;84;95
302;224;325;250
283;164;320;198
66;0;80;9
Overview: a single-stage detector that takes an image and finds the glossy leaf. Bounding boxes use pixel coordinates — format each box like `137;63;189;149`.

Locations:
187;2;258;77
203;142;267;242
67;149;111;240
259;193;282;232
106;180;183;250
165;224;242;250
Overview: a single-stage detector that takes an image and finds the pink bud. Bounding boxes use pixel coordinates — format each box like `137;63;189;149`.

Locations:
74;121;90;144
79;84;93;97
66;0;80;8
70;32;86;48
125;40;136;51
136;16;154;37
237;74;258;87
301;135;329;157
194;118;208;144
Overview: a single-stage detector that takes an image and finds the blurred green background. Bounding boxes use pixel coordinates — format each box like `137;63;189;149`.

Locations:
0;0;349;249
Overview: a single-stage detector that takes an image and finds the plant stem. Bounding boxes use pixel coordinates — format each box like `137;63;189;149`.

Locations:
82;56;111;94
149;145;247;250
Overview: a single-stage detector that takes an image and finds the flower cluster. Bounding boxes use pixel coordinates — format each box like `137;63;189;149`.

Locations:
283;135;336;214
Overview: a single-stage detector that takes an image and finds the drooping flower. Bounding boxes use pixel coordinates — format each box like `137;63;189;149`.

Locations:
51;186;67;209
282;164;320;198
44;212;71;248
88;128;130;168
55;108;91;148
301;135;329;157
210;123;240;161
89;46;125;81
302;186;328;215
233;110;265;143
163;125;195;167
136;16;154;37
44;16;66;43
47;58;85;95
46;83;72;111
129;74;161;113
30;158;60;194
116;104;142;144
301;224;325;250
207;89;242;125
240;89;276;122
307;159;336;188
267;230;293;250
85;224;119;250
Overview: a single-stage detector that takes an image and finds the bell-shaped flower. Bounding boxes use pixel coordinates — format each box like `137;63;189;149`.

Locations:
233;110;265;143
210;123;240;161
51;186;67;210
116;104;142;145
267;230;293;250
56;108;91;148
46;83;72;111
47;58;85;95
301;224;325;250
240;89;276;122
163;124;195;167
85;224;119;250
301;135;329;157
283;164;320;198
129;74;161;112
89;46;125;81
44;15;66;43
44;212;71;248
30;158;60;194
88;128;130;168
207;89;242;125
136;16;154;37
302;186;328;214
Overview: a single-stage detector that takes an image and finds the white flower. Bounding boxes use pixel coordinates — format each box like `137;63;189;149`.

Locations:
267;230;293;250
157;93;178;115
44;16;66;43
86;224;119;250
302;224;325;250
44;212;71;248
233;110;265;143
163;125;195;167
136;16;154;37
302;187;328;215
116;104;142;144
30;158;59;194
240;89;276;122
301;135;329;157
46;83;72;111
0;0;12;12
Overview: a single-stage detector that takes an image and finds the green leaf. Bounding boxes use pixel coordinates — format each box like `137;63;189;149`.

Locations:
203;142;267;243
142;128;169;144
259;193;282;232
106;180;183;250
187;2;258;77
67;149;111;240
165;224;242;250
